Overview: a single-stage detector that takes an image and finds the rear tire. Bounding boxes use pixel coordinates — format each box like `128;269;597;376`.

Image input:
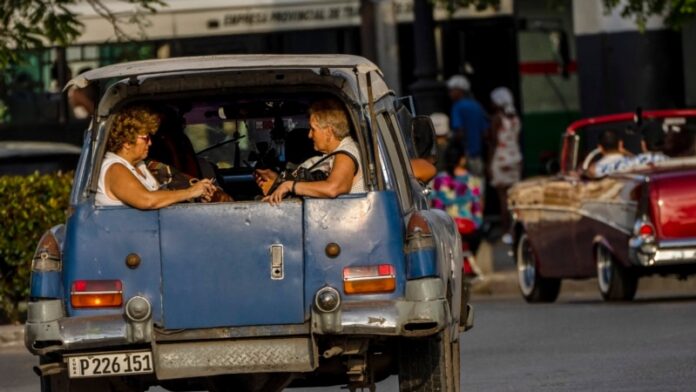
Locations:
398;328;460;392
516;233;561;303
596;245;638;301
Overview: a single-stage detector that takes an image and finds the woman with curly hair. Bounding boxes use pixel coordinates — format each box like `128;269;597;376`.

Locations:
96;105;215;208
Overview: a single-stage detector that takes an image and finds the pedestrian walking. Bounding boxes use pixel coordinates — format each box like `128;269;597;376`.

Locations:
431;142;484;253
487;86;522;245
446;74;489;177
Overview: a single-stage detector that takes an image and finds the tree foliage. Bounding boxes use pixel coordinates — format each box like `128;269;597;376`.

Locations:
603;0;696;30
0;171;73;322
0;0;165;69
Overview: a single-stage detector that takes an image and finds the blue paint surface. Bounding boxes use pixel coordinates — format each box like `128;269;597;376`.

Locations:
58;191;416;328
406;249;438;279
30;271;63;298
62;204;163;322
159;201;305;329
303;192;406;307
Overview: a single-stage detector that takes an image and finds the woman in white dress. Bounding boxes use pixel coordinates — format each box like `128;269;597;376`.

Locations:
488;87;522;244
96;106;215;208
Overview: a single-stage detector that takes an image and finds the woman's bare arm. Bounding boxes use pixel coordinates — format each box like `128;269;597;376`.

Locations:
106;164;214;209
264;154;356;204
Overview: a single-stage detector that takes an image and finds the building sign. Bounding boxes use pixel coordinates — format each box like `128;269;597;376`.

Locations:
76;0;513;43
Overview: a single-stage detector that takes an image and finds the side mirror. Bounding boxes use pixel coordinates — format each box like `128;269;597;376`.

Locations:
412;115;437;160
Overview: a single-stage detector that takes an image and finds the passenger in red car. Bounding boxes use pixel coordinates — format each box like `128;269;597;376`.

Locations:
589;129;631;177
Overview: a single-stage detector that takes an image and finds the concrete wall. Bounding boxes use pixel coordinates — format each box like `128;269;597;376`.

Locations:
573;0;685;116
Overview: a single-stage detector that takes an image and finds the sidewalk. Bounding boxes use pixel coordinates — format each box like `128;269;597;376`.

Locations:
0;323;23;348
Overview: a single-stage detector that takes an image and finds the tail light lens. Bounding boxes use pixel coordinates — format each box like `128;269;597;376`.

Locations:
343;264;396;295
463;257;474;276
32;231;61;271
71;280;123;308
638;224;654;236
633;219;655;237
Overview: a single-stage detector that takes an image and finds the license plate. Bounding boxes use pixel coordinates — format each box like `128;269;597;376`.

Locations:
67;351;153;378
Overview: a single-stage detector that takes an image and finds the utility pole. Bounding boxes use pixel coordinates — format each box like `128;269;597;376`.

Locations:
360;0;401;95
409;0;447;115
55;47;69;124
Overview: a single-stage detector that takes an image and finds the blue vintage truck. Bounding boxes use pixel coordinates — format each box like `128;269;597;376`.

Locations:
25;55;470;392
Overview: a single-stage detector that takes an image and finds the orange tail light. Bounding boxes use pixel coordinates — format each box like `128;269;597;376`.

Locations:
71;280;123;308
343;264;396;295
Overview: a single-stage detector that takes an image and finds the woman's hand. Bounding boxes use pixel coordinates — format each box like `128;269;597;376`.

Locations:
188;179;216;201
263;181;293;206
254;168;279;195
254;168;278;186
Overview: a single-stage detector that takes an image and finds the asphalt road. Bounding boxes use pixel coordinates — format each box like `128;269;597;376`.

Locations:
3;289;695;392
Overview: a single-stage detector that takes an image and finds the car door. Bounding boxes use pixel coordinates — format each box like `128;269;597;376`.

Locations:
158;201;305;329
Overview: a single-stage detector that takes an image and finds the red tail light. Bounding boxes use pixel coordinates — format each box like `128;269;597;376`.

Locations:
463;258;474;275
634;219;655;237
343;264;396;294
638;224;654;236
71;280;123;308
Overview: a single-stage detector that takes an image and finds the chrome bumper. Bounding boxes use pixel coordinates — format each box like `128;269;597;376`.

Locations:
312;278;449;337
629;237;696;266
25;299;151;356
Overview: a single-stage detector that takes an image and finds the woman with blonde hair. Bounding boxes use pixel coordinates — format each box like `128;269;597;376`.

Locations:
96;105;215;208
256;98;365;204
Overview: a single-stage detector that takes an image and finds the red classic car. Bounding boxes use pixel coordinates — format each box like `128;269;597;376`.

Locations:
508;109;696;302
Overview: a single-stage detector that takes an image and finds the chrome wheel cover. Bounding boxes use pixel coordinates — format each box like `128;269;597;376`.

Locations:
516;234;536;296
596;246;612;294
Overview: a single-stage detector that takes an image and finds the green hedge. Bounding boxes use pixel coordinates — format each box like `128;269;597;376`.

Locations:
0;172;73;322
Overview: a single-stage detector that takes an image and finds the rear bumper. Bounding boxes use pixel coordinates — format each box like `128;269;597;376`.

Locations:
26;279;452;380
25;299;152;356
312;278;449;337
629;237;696;267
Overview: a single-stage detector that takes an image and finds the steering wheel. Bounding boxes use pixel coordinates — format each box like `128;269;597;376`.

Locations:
581;147;603;172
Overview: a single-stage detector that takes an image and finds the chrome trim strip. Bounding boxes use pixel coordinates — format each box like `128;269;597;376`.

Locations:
658;238;696;249
512;204;633;235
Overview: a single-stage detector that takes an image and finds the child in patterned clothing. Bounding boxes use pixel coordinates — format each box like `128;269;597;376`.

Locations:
431;143;484;253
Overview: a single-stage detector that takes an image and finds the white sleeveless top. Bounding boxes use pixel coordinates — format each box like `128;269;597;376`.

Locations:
96;152;159;206
331;137;366;193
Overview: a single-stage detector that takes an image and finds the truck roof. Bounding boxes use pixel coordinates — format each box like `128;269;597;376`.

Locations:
67;54;381;90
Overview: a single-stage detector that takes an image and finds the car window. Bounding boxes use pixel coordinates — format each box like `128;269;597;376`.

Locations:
97;95;364;202
377;112;413;212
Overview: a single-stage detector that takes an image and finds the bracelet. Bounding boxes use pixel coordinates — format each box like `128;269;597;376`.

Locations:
291;181;298;195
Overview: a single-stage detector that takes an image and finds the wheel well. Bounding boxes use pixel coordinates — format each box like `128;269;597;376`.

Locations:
592;236;612;261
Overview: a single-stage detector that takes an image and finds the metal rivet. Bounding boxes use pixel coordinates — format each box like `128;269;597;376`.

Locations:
325;243;341;258
125;253;141;269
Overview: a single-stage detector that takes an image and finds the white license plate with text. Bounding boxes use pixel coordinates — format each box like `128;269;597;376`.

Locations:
67;351;153;378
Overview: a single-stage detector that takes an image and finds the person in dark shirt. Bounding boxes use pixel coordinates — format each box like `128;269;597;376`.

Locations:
446;75;490;177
